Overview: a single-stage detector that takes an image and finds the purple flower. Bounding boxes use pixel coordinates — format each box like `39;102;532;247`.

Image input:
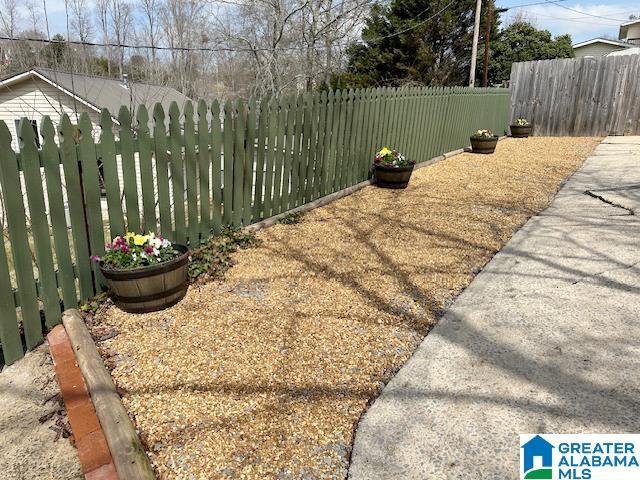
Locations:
90;255;100;263
144;245;154;254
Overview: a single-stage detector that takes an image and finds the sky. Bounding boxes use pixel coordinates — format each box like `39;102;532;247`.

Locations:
498;1;640;43
15;0;640;47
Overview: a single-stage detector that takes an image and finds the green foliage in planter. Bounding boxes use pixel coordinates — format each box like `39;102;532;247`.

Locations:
188;227;259;283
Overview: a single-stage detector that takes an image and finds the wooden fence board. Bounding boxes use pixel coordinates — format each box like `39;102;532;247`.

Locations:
40;118;77;310
197;100;211;237
210;100;223;233
0;123;43;348
152;105;173;238
136;106;157;233
169;102;186;244
60;116;94;301
18;119;61;328
118;107;141;234
76;114;106;292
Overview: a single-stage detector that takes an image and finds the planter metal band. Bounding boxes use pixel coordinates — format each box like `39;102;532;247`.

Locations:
110;281;189;303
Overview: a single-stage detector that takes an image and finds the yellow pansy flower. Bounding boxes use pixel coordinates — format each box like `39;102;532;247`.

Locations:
378;147;392;157
134;234;146;246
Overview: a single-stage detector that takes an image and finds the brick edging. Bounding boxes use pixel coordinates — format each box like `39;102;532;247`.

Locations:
48;325;118;480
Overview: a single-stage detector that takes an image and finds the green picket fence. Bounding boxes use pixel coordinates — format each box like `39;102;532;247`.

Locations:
0;85;510;365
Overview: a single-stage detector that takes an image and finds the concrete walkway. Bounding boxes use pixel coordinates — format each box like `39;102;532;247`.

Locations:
349;137;640;479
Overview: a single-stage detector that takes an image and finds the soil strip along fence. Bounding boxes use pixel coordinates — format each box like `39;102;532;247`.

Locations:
510;55;640;136
0;86;510;364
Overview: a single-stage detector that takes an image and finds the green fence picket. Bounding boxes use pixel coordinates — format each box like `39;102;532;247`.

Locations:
18;118;61;328
40;118;77;309
136;106;157;233
253;99;268;221
232;99;246;227
197;100;211;236
223;100;234;226
243;98;256;225
98;110;126;238
183;101;199;245
272;98;286;215
0;123;42;348
59;115;94;301
152;104;173;238
118;107;141;234
76;113;106;292
210;100;223;233
314;91;328;200
0;235;22;364
263;100;277;218
169;102;186;244
300;92;313;205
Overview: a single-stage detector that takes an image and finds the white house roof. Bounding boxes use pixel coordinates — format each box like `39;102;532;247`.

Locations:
0;68;191;117
608;46;640;57
572;37;633;49
619;19;640;41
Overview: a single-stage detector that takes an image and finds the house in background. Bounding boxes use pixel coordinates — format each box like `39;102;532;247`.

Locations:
0;67;191;149
572;38;633;58
572;18;640;58
619;19;640;45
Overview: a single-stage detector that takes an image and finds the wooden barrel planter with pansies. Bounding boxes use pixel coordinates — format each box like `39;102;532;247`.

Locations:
94;233;189;314
373;147;416;189
470;130;498;154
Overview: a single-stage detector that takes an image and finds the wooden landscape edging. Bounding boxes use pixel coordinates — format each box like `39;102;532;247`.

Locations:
61;309;156;480
246;139;505;232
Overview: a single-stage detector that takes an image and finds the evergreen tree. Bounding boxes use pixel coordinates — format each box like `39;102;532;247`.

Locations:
488;22;573;85
333;0;500;88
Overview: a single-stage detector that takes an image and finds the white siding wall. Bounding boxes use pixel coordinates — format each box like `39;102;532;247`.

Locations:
626;24;640;45
573;43;628;58
0;77;101;150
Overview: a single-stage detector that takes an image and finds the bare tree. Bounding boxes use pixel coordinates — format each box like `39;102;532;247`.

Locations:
95;0;112;74
137;0;160;65
109;0;134;78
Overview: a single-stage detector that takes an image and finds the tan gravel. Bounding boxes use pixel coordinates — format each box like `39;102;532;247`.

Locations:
94;137;601;480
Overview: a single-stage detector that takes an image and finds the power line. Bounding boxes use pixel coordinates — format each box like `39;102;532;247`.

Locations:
0;0;457;53
501;0;567;10
542;0;631;23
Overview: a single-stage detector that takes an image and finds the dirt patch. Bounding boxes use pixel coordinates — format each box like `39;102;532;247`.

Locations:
93;137;601;479
0;344;82;480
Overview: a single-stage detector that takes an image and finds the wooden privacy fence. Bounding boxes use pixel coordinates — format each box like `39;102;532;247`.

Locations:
0;85;510;365
510;55;640;136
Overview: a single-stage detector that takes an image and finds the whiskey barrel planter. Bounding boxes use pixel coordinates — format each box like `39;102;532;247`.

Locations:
470;136;499;154
374;164;415;189
99;244;189;313
510;124;533;138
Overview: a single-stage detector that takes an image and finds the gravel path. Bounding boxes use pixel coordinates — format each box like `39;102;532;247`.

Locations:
94;137;601;479
0;344;83;480
348;136;640;479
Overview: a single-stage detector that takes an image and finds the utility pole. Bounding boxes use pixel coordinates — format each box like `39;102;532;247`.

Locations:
482;0;493;87
469;0;483;87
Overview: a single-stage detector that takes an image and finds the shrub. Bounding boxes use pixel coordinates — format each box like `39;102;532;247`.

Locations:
514;118;529;126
